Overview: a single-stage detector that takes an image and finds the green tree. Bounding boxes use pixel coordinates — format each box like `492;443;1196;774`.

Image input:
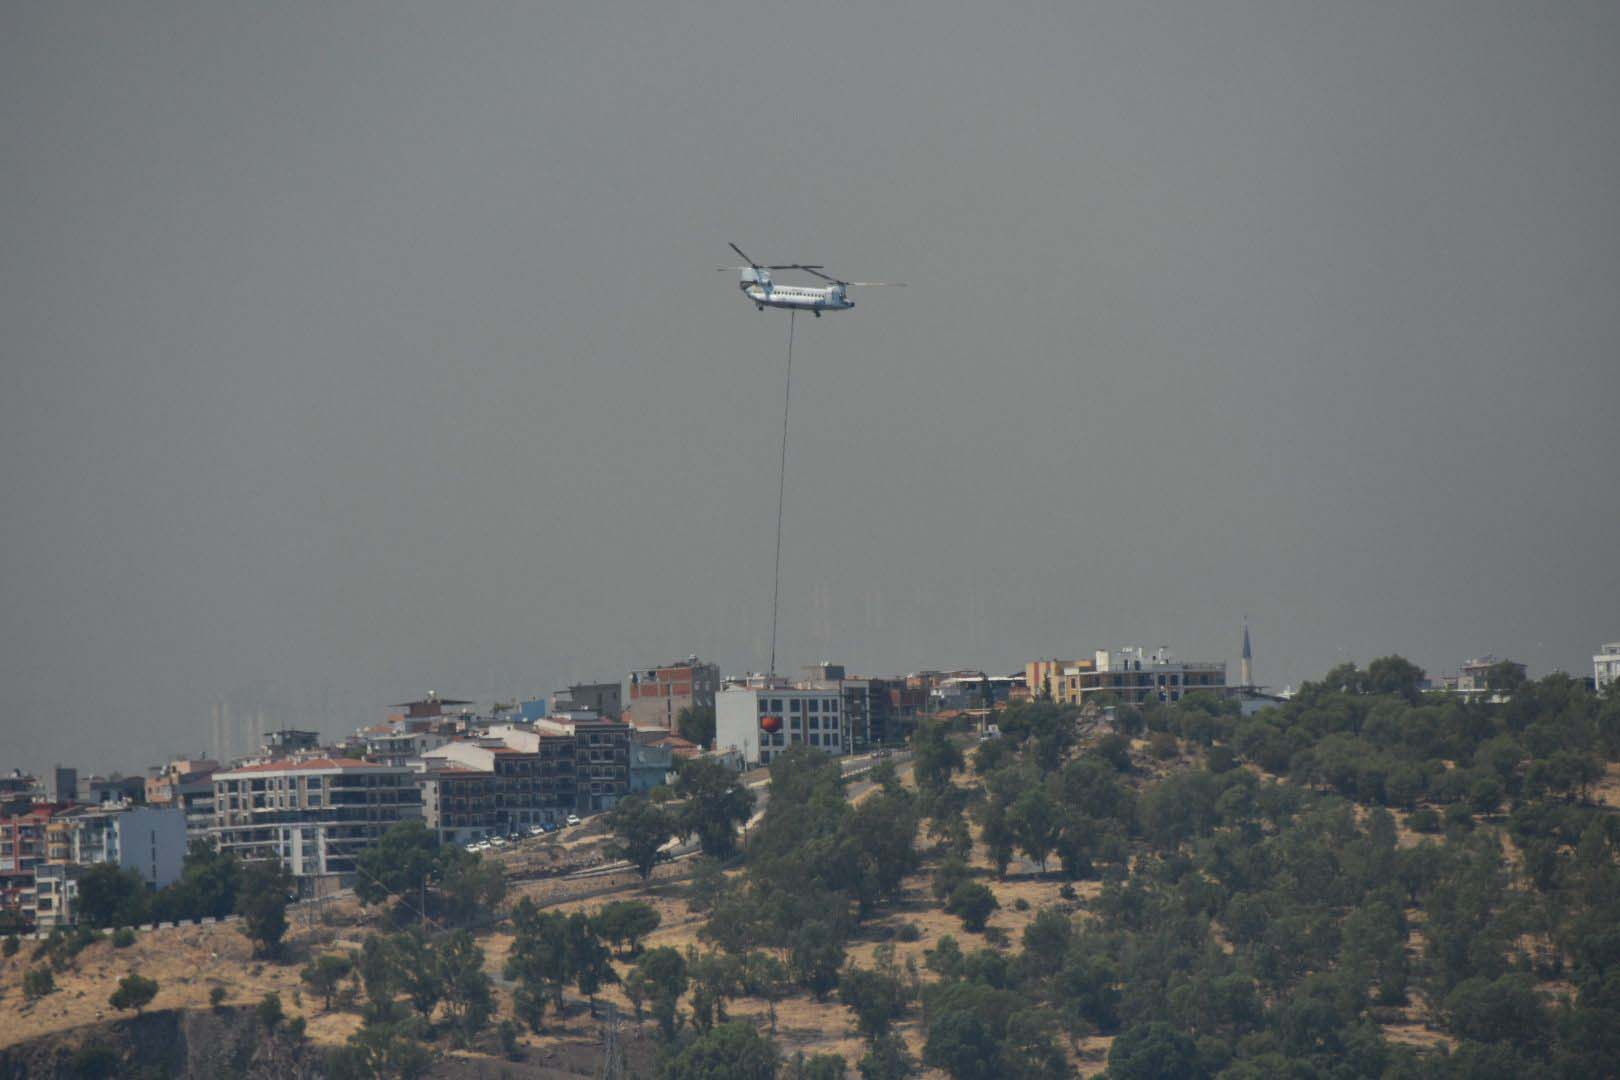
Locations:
676;704;718;750
235;860;294;959
354;820;441;909
302;953;355;1012
789;920;846;1001
505;900;571;1024
438;930;495;1047
675;757;756;859
594;899;661;957
743;951;792;1034
328;1018;435;1080
392;933;444;1021
566;911;616;1016
1007;787;1062;873
946;881;999;933
108;972;158;1015
913;720;964;793
356;934;401;1021
1106;1022;1205;1080
858;1033;917;1080
839;964;908;1038
76;863;149;929
435;849;507;925
661;1020;779;1080
629;946;689;1040
607;795;674;879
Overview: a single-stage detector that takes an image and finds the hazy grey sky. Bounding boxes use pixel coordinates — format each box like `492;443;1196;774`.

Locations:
4;2;1617;773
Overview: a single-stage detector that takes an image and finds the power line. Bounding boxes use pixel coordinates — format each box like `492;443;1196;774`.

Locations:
769;310;796;677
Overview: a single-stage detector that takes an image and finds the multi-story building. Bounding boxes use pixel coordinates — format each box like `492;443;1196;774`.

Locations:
798;666;921;749
1049;648;1226;706
1596;643;1620;693
146;758;220;837
625;657;720;730
716;678;846;766
51;804;186;886
359;723;452;767
554;682;622;719
210;758;422;886
1456;656;1527;693
419;719;632;839
0;771;43;816
0;806;59;926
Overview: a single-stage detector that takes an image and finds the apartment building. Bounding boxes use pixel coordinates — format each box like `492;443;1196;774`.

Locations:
146;758;219;836
625;657;720;730
1031;648;1225;706
32;804;188;927
798;665;922;748
211;758;422;884
1597;642;1620;692
716;678;846;766
0;806;59;925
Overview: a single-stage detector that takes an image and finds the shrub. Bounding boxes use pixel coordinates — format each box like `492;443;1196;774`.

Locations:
112;927;137;949
2;935;18;957
210;986;228;1009
23;965;56;1000
1149;732;1179;760
109;972;159;1014
256;991;285;1030
895;922;922;943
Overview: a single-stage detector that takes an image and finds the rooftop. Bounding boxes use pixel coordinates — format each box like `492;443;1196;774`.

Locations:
216;757;390;777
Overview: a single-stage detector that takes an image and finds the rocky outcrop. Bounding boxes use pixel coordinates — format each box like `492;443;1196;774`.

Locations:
0;1006;326;1079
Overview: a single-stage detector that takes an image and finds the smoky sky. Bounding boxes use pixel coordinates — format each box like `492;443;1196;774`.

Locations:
3;2;1617;774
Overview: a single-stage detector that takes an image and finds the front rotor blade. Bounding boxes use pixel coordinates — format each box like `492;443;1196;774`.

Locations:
728;242;757;267
846;281;907;287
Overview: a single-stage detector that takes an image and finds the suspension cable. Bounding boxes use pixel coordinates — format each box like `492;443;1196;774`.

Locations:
769;310;795;677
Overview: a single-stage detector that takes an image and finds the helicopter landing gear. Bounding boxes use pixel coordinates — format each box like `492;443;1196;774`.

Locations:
756;305;764;311
813;311;821;318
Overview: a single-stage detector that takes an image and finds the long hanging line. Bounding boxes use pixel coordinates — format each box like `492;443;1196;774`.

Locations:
769;310;796;677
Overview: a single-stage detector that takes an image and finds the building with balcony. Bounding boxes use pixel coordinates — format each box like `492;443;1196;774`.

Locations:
1597;642;1620;693
0;806;60;926
146;758;219;837
210;758;421;886
1032;648;1225;706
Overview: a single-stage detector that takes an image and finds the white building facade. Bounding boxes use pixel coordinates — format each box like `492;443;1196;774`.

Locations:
1595;643;1620;693
716;682;846;766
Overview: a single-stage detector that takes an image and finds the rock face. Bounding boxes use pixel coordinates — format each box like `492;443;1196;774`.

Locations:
0;1007;326;1079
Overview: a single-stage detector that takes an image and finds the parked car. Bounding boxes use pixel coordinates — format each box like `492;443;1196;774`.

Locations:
565;814;582;827
527;825;545;836
475;840;492;851
464;842;480;853
490;837;507;847
542;822;559;833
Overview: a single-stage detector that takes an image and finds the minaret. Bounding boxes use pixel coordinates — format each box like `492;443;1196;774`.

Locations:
1240;619;1253;688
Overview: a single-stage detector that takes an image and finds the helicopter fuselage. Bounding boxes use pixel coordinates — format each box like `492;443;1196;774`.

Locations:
738;269;853;314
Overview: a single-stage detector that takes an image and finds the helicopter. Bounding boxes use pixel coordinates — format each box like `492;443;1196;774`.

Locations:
719;242;903;316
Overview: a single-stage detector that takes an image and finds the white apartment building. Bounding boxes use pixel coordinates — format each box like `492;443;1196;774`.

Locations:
211;757;421;884
1596;643;1620;693
715;680;846;766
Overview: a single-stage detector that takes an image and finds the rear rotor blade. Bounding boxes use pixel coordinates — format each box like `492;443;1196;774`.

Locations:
845;281;906;287
801;267;840;283
766;264;824;270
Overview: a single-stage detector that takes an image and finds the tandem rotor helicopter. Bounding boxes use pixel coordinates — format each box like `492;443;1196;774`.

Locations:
719;242;904;316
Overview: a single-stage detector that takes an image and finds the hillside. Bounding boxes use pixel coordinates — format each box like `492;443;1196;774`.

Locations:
3;667;1618;1078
